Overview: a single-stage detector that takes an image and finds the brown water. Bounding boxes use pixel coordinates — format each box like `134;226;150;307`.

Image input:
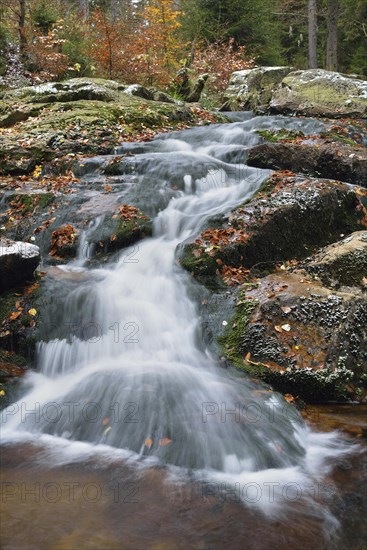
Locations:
1;402;367;550
0;442;351;550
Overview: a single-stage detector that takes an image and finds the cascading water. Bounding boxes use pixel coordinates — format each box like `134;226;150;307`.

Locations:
1;115;351;520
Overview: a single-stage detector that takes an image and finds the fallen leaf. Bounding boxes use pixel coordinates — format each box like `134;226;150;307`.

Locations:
145;437;153;448
8;311;21;321
28;308;37;316
158;437;172;446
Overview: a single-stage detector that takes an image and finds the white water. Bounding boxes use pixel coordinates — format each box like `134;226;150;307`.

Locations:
1;115;351;520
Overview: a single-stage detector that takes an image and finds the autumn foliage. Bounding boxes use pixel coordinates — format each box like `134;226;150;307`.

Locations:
1;0;255;90
89;1;183;86
191;39;255;93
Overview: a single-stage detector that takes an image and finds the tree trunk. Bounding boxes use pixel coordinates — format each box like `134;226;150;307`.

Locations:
111;0;120;21
326;0;338;71
79;0;89;19
308;0;318;69
18;0;27;60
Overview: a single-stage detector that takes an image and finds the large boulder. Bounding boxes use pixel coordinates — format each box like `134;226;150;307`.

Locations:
0;77;193;175
222;67;367;118
221;66;294;111
2;77;125;104
304;231;367;289
269;69;367;118
179;174;367;288
247;140;367;187
0;238;40;292
219;271;367;402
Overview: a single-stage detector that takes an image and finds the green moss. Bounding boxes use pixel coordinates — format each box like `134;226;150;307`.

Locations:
218;296;258;369
255;176;277;196
8;192;54;213
0;289;17;325
0;349;27;368
179;244;223;290
257;129;305;142
114;217;152;246
320;132;359;146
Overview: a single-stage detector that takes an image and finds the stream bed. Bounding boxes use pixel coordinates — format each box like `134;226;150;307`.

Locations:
1;114;366;549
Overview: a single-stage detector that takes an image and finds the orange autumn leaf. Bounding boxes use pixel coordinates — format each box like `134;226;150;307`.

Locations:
8;311;22;321
145;437;153;448
158;437;172;446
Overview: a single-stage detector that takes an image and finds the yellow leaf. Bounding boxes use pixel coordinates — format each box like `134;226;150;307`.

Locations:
28;308;37;316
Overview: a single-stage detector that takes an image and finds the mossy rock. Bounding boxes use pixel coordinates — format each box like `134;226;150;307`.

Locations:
221;66;294;111
88;206;153;256
0;283;40;370
219;272;367;403
5;191;55;214
181;175;366;286
270;69;367;118
257;129;305;143
178;241;224;290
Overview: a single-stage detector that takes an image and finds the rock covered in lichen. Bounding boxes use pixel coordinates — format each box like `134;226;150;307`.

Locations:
269;69;367;118
0;77;193;175
221;66;294;111
304;231;367;290
179;174;366;287
222;67;367;118
219;272;367;402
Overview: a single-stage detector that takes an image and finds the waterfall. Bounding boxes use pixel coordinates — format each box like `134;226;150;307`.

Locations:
1;114;349;518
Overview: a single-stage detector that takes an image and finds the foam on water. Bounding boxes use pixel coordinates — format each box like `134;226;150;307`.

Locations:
1;114;353;523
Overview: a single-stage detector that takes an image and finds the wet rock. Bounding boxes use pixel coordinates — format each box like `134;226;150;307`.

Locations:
304;231;367;290
219;272;367;402
247;141;367;187
269;69;367;118
0;356;27;382
88;205;152;255
179;174;367;288
49;224;78;259
0;282;42;385
221;66;294;111
0;238;40;292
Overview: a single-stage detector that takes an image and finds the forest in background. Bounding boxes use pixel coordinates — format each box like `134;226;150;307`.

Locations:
0;0;366;97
